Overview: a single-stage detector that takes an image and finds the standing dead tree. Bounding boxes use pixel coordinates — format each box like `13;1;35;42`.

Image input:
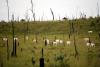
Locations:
25;8;29;36
6;0;10;21
71;22;79;58
6;38;9;60
30;0;35;21
97;2;99;17
25;8;29;21
40;48;44;67
11;14;17;57
50;8;54;20
24;9;29;43
11;14;15;57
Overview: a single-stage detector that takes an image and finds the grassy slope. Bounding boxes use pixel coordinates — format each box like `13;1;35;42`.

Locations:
0;19;97;35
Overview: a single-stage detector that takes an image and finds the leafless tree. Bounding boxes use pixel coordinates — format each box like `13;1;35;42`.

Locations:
50;8;54;20
30;0;35;21
6;0;10;21
25;8;29;21
97;2;99;17
71;22;79;58
25;8;29;41
11;14;17;57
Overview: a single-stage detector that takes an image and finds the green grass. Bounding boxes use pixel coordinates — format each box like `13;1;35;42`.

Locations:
0;34;100;67
0;18;100;67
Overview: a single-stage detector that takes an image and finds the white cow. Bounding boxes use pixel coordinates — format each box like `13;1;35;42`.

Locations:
59;40;63;44
25;36;28;40
84;38;89;42
45;39;50;45
91;43;95;47
66;41;71;45
86;42;90;46
3;38;7;41
88;31;93;33
86;42;95;47
53;41;58;46
33;39;36;43
14;37;18;40
53;39;64;46
55;39;60;44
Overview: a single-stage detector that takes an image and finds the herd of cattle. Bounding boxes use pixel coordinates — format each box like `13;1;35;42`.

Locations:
2;36;95;47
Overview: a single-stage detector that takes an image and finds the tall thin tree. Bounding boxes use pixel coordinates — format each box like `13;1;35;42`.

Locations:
50;8;54;20
6;0;10;21
26;9;29;35
30;0;35;21
71;22;79;58
97;2;99;17
11;14;15;57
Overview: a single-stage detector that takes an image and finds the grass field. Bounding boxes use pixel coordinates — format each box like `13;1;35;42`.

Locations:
0;18;100;67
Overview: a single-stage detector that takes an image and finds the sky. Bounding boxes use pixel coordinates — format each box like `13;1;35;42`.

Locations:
0;0;100;21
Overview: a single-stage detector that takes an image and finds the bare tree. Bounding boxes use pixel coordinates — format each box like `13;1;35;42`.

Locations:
6;39;9;60
97;2;99;17
11;14;17;57
25;8;29;41
71;22;79;58
30;0;35;21
25;8;29;21
50;8;54;20
6;0;10;21
11;14;15;57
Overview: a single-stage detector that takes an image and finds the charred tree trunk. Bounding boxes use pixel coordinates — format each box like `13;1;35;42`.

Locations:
11;14;16;57
30;0;35;21
7;39;9;60
71;22;79;58
50;8;54;20
40;48;44;67
14;39;17;57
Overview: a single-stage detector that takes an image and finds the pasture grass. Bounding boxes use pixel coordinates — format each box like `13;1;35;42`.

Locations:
0;33;100;67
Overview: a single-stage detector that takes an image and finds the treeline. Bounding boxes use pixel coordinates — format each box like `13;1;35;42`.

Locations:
0;17;100;35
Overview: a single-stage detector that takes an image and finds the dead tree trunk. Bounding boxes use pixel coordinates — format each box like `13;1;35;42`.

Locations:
71;22;79;58
73;36;78;58
6;0;9;21
14;39;17;57
7;39;9;60
11;14;17;57
50;8;54;20
30;0;35;21
40;48;44;67
97;2;99;17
